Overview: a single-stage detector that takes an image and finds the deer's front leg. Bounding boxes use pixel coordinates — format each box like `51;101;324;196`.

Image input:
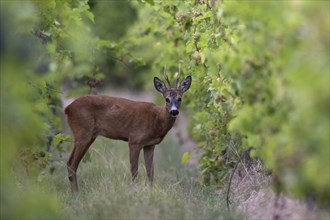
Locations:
129;144;141;182
143;145;155;184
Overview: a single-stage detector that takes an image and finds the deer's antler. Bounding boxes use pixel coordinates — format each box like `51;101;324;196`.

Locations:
163;65;172;88
175;64;181;89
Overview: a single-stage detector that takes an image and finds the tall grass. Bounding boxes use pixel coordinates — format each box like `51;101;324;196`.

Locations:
49;136;239;219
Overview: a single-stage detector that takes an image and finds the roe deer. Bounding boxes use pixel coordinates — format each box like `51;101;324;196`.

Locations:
65;67;192;192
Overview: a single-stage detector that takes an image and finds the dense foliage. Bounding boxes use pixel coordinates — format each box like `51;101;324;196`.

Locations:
1;0;141;218
0;0;329;218
125;0;329;206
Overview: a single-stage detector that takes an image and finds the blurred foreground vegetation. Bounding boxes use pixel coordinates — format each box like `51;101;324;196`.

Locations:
0;0;329;219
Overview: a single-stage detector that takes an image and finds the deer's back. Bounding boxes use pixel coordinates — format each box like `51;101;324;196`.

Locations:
65;95;162;141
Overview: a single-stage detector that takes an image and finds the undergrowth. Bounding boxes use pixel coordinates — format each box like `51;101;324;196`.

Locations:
49;136;241;219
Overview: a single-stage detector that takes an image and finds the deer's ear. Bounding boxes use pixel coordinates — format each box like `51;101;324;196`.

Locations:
154;77;167;93
179;75;192;93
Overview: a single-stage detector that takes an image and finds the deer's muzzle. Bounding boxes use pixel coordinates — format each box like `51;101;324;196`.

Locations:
170;106;179;117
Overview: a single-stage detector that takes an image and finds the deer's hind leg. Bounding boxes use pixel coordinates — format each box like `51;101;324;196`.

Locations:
67;117;96;193
67;134;96;193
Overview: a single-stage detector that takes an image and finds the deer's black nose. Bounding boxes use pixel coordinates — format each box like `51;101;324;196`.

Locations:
170;110;179;117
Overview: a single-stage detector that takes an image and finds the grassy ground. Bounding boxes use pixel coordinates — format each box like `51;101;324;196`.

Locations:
49;136;240;219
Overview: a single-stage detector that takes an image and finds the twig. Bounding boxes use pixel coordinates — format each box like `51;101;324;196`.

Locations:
28;81;64;94
108;55;131;68
226;161;239;212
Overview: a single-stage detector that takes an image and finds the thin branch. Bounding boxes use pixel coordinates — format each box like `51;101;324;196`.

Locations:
28;81;64;94
226;161;239;212
108;54;131;69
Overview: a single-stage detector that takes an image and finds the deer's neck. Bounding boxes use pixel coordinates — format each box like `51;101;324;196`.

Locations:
158;106;176;135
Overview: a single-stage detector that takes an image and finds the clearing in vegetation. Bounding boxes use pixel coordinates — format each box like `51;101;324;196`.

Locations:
50;136;239;219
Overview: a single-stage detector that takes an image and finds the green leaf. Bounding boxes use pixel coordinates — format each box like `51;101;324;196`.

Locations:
95;72;105;80
144;0;154;5
84;10;95;23
97;40;111;48
53;133;71;146
195;10;212;22
83;151;91;163
137;0;154;5
181;152;191;164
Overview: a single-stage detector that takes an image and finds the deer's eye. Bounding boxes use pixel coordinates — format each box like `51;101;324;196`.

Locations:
165;98;170;103
177;97;182;102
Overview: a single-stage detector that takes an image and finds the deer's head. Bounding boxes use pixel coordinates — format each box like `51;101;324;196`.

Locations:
154;65;192;117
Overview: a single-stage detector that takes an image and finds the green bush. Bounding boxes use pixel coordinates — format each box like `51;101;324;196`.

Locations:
1;1;141;218
127;0;329;206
